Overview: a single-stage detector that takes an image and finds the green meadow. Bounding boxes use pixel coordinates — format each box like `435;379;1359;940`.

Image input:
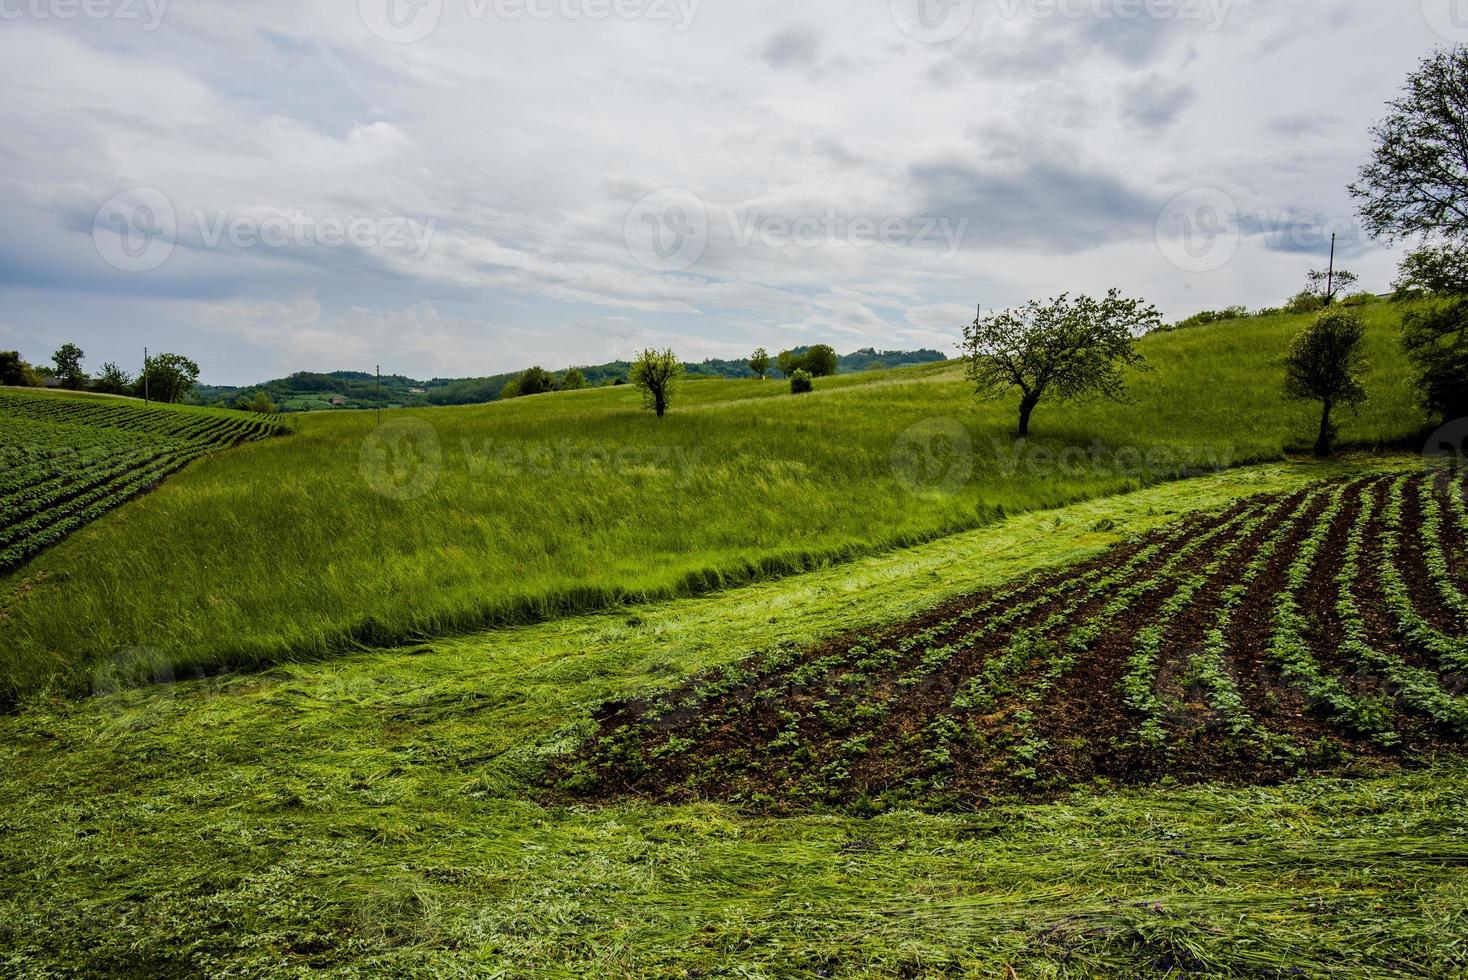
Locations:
0;305;1429;703
5;455;1464;977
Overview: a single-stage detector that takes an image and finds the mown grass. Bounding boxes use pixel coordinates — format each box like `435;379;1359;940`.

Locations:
3;457;1463;977
0;304;1430;702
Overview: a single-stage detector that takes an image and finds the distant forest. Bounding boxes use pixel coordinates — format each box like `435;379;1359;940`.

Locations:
192;347;949;412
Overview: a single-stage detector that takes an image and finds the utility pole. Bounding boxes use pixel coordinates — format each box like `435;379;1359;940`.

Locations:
376;364;382;427
1326;232;1337;305
143;347;149;406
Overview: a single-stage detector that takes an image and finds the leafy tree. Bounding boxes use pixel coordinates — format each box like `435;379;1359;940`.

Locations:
961;290;1158;438
1284;309;1368;457
94;361;134;395
139;353;200;404
802;344;838;378
1394;241;1468;295
1402;299;1468;424
560;368;587;390
749;347;771;380
789;368;814;395
1304;268;1360;304
516;366;555;396
0;351;41;387
1283;291;1326;315
776;350;802;379
52;343;87;390
630;348;682;418
1351;47;1468;243
232;390;278;414
498;379;522;400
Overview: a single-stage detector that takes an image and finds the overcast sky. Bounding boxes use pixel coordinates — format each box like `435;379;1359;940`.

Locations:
0;0;1453;385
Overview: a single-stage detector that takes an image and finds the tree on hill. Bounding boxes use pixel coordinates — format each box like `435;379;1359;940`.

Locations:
52;343;87;390
516;366;555;396
1304;268;1360;305
789;368;814;395
1402;300;1468;425
749;348;770;380
95;362;133;395
776;350;801;379
1351;47;1468;243
232;390;279;414
560;368;587;390
630;348;682;418
802;344;838;378
140;353;200;404
962;290;1159;438
1284;309;1368;457
1395;241;1468;295
0;351;41;387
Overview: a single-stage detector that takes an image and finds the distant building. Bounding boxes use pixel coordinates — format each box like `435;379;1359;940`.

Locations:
329;397;346;407
408;388;427;395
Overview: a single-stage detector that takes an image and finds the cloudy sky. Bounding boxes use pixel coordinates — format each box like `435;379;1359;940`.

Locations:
0;0;1454;385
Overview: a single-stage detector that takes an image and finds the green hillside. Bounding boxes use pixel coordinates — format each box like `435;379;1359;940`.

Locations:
0;304;1431;703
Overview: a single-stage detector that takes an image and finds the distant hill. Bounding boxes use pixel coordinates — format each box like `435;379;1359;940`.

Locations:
193;348;950;412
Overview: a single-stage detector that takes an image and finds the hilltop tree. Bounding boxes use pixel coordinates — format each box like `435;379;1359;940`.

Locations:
1394;241;1468;295
1351;47;1468;243
776;350;801;379
962;290;1159;438
1284;309;1368;457
0;351;41;387
560;368;587;391
1402;300;1468;424
139;352;200;404
802;344;838;378
516;366;555;396
1304;268;1360;304
94;362;133;395
789;368;814;395
52;343;87;389
749;347;770;380
630;348;682;418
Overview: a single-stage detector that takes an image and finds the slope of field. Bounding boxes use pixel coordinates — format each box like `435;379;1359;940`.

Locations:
3;457;1465;977
0;304;1430;702
559;470;1468;811
0;390;288;574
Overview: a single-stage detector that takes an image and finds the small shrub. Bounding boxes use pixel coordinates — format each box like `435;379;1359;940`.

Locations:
790;369;814;395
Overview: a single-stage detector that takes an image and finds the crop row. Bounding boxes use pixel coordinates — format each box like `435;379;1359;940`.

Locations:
0;393;287;573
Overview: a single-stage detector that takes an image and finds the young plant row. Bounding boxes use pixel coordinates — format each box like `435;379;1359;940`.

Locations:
1338;479;1468;734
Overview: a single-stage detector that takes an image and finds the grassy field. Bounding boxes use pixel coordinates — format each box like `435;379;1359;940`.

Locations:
0;305;1430;703
5;456;1465;977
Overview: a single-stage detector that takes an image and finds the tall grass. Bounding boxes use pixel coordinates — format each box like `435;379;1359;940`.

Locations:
0;304;1430;701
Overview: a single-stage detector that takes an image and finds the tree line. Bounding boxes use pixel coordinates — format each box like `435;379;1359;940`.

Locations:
0;346;206;406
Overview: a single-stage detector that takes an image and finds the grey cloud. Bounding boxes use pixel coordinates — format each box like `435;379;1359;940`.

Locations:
1122;78;1196;131
761;26;822;70
909;160;1156;253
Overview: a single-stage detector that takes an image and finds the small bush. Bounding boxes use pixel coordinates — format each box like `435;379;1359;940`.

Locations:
790;369;814;395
